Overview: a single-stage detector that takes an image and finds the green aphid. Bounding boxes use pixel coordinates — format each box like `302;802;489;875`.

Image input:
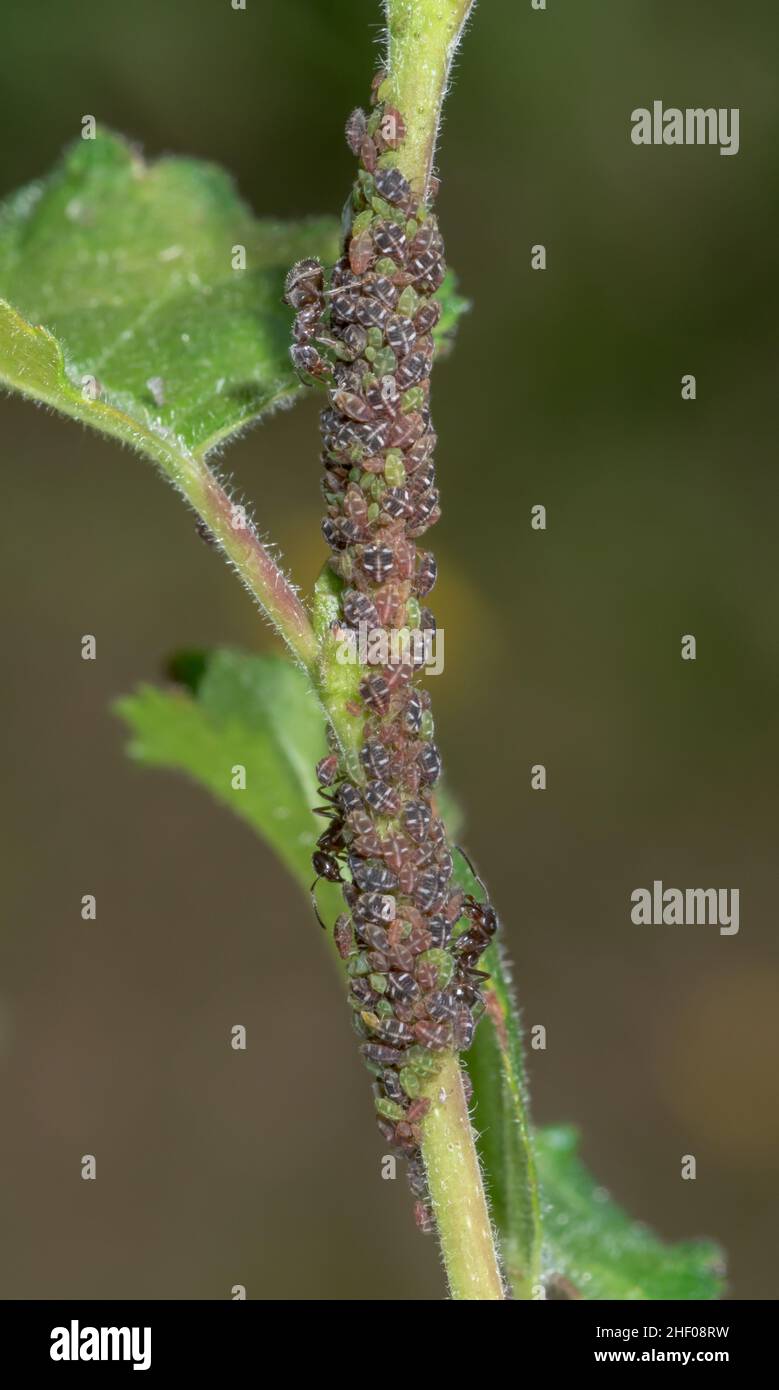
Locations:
347;952;372;978
370;973;388;995
408;1044;439;1076
397;285;419;317
377;77;392;103
399;1067;423;1099
361;1010;381;1031
383;452;406;487
417;948;454;990
375;1097;405;1123
368;476;386;502
419;710;435;740
375;996;394;1018
334;340;354;361
364;1059;383;1078
405;218;419;238
364;346;376;363
367;502;380;523
373;347;397;377
352;208;374;237
349;467;362;483
367;108;381;137
375;256;399;277
324;491;339;506
366;326;384;350
338;553;354;581
371;196;395;218
401;386;425;414
376;150;398;170
362;371;378;388
406;596;421;627
397;920;412;939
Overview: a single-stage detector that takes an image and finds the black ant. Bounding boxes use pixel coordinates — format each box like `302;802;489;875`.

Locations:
310;849;345;930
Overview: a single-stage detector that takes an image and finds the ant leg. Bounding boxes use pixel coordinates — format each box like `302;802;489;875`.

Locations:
310;879;328;930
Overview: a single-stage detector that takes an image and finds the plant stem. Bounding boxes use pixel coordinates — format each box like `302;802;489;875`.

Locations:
384;0;477;198
421;1053;505;1299
156;439;318;673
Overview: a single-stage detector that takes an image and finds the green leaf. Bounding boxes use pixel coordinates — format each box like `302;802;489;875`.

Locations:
116;647;725;1300
0;129;468;464
535;1126;725;1300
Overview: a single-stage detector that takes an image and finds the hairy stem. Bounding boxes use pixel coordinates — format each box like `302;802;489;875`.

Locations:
384;0;477;198
162;445;317;673
421;1053;504;1299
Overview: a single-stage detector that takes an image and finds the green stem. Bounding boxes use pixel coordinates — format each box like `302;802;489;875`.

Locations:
421;1053;505;1299
384;0;477;198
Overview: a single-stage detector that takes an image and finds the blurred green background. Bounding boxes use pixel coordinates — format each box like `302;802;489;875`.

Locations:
1;0;777;1300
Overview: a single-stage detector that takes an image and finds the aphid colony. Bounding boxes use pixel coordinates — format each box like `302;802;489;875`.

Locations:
285;75;497;1234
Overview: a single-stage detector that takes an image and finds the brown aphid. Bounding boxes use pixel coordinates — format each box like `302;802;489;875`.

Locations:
360;542;396;584
414;1019;452;1051
360;672;391;715
359;135;378;173
316;753;339;788
334;914;356;960
415;550;437;596
414;299;442;335
349;227;375;275
406;1097;430;1124
345;107;368;155
332;389;374;424
387;411;425;449
370;68;388;105
377;106;407;150
361;1042;406;1067
364;779;400;817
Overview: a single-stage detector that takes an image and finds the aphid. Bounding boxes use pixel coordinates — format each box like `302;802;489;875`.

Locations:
374;166;412;208
418;742;442;786
386;315;417;357
363;273;398;310
382;1070;405;1104
356;922;390;953
342;588;380;631
364;779;400;816
321;517;347;550
377;106;407;150
359;738;390;780
395;352;429;390
414;300;442;335
350;978;379;1008
338;783;363;815
361;1042;406;1067
350;856;398;893
403;799;432;844
402;690;424;734
342;323;368;359
415;550;437;596
425;989;456;1023
348;809;383;858
387;412;425;450
387;971;420;1002
334;914;356;960
284;257;323;308
354;891;397;924
360;672;391;714
370;1016;414;1046
426;914;452;950
357;418;391;452
408;220;443;258
195;518;216;546
360;543;395;584
382;487;414;521
407;1159;428;1198
413;1019;452;1051
330;291;360;322
414;867;447;914
412;487;441;531
406;1097;431;1125
452;1004;475;1051
383;658;414;695
349;227;375;274
315;754;339;788
359;136;378;174
372;219;406;258
345;107;368;155
331;389;374;424
356;296;390;331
